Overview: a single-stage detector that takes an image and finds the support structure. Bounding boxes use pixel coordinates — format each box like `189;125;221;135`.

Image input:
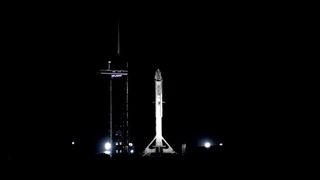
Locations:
99;21;130;156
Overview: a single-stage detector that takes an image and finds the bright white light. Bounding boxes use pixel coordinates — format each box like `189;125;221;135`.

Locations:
129;143;133;147
204;142;211;148
112;74;122;78
130;149;134;154
219;143;223;146
72;141;75;145
105;142;112;150
104;150;111;155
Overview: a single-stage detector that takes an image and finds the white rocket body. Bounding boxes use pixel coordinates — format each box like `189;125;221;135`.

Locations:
155;70;163;147
143;69;176;156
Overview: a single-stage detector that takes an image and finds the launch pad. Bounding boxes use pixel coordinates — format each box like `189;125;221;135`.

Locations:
143;135;176;155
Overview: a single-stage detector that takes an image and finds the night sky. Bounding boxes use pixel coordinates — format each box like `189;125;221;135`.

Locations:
3;4;282;159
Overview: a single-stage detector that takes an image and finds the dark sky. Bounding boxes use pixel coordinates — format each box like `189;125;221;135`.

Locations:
3;4;282;158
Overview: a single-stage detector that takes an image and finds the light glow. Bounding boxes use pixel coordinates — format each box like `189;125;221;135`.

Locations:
204;142;211;148
104;150;111;155
105;142;112;150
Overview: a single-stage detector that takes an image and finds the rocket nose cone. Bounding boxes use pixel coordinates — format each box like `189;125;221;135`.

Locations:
155;69;162;80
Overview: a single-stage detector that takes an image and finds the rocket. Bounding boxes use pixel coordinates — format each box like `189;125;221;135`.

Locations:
155;69;163;147
143;69;176;156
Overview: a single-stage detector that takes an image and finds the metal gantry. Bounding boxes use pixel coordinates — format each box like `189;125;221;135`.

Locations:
100;60;129;156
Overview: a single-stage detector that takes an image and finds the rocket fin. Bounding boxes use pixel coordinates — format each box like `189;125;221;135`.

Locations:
142;136;176;156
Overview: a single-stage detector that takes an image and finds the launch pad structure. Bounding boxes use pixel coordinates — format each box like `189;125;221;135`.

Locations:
99;22;130;156
98;21;175;157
